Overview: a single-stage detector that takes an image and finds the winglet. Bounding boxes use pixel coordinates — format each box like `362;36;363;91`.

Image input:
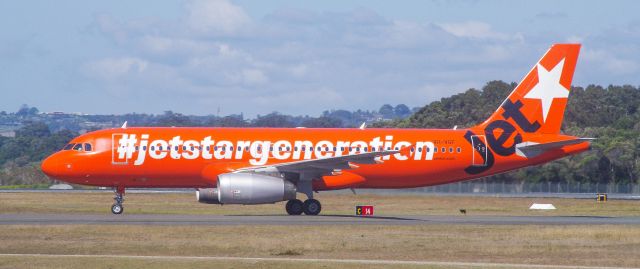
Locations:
359;122;366;130
121;121;128;129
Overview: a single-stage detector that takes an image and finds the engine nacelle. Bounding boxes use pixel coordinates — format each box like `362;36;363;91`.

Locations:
196;173;296;205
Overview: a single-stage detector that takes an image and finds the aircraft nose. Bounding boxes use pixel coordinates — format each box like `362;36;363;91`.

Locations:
41;155;61;178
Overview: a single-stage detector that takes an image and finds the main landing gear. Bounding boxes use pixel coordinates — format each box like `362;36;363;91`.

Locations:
111;187;125;215
285;199;321;215
286;177;322;215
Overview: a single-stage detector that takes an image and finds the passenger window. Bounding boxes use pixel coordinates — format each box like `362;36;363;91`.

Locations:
457;147;461;153
151;146;155;151
449;147;453;153
441;147;445;153
434;147;437;153
72;144;83;151
63;144;74;150
418;147;422;152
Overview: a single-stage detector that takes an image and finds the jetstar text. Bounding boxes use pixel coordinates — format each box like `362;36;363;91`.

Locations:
113;134;436;166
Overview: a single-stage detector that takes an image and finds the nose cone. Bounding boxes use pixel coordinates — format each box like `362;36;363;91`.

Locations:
41;154;61;178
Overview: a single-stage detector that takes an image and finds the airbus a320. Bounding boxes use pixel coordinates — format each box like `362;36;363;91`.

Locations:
42;44;591;215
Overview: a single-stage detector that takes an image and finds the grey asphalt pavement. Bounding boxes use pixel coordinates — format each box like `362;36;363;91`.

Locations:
1;213;639;226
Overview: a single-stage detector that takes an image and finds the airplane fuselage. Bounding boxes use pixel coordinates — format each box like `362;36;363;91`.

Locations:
42;126;589;190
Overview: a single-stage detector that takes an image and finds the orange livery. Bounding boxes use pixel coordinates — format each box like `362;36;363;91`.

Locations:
42;44;592;215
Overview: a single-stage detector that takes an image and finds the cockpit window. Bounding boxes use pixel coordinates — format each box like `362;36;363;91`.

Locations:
72;144;83;151
63;144;74;150
84;143;92;152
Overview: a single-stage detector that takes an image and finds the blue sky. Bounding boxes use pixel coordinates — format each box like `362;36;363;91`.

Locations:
0;0;638;117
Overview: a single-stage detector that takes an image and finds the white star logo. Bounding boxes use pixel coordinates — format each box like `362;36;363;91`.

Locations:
524;58;569;123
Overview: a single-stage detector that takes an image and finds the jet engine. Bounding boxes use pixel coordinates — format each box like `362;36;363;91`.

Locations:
196;173;296;205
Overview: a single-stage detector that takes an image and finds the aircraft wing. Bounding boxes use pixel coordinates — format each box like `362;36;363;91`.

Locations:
235;150;400;179
516;138;594;158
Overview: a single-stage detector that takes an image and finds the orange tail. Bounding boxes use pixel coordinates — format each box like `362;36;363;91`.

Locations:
477;44;581;135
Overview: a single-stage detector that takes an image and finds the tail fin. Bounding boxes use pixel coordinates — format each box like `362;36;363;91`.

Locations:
478;44;581;134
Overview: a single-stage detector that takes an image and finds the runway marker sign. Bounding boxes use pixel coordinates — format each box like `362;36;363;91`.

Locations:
355;205;374;216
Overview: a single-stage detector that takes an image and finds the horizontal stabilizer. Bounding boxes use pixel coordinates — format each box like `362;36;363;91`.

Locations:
516;138;594;158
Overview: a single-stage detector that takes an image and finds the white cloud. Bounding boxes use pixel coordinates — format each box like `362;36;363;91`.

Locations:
583;48;638;75
438;21;509;40
242;69;268;85
85;57;148;81
566;35;584;43
78;3;640;116
184;0;251;35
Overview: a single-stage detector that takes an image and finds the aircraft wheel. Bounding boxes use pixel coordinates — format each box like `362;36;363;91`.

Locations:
303;199;321;215
111;203;123;215
285;199;304;215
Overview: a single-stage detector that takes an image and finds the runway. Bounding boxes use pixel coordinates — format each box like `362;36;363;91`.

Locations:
1;213;639;225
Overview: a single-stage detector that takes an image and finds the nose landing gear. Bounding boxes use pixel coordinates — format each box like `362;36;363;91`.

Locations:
111;187;125;214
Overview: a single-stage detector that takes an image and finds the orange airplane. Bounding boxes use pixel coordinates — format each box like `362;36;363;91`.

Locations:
42;44;592;215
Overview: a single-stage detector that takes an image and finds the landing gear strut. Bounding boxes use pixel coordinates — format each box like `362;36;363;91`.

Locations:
111;187;125;214
286;178;322;215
